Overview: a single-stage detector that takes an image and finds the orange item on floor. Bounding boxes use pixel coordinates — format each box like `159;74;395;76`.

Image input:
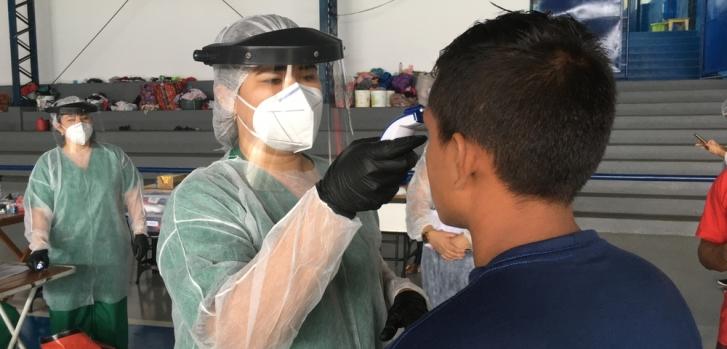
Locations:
40;329;109;349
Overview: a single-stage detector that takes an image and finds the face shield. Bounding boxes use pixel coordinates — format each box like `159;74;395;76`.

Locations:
45;99;98;146
195;27;352;163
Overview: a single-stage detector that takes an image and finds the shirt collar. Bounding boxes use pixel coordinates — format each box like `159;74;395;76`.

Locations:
469;230;601;282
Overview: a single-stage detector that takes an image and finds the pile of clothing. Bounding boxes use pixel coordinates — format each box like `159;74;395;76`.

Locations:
351;65;432;107
15;75;209;112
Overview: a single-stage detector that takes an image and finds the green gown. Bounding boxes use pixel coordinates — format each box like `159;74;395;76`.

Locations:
157;151;390;349
24;143;144;349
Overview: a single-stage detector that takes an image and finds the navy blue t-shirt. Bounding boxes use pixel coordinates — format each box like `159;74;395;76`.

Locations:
388;230;701;348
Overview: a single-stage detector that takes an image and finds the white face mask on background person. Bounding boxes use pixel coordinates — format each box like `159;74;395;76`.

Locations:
64;122;93;145
236;83;323;153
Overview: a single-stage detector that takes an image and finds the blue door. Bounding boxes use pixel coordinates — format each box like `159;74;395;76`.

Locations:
703;0;727;76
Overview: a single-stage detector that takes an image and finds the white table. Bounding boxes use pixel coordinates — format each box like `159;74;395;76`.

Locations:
378;195;415;276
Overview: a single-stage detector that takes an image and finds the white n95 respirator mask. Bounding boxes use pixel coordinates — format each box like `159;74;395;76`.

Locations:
237;83;323;153
65;122;93;145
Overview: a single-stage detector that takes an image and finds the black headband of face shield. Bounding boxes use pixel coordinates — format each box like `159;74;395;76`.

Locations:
45;102;98;115
193;27;344;66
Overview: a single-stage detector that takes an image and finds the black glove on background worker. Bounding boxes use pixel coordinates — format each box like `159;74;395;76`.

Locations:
133;234;150;261
380;290;429;341
26;249;49;271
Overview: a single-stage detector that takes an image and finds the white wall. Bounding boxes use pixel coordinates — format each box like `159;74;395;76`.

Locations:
0;0;528;85
0;1;51;86
339;0;528;75
0;1;9;85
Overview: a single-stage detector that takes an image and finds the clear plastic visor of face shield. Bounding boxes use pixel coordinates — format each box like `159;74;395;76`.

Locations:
49;101;108;133
194;27;354;163
57;113;93;125
51;112;96;146
56;112;107;133
236;62;352;162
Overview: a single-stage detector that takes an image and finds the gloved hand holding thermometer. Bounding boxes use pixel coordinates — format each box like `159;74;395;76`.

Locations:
317;104;427;218
317;136;427;219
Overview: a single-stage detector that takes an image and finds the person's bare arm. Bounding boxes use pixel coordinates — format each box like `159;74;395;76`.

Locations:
696;139;727;161
698;239;727;272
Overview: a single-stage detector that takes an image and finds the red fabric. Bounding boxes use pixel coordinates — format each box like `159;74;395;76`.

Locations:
697;170;727;347
150;81;188;110
697;170;727;244
152;84;172;110
20;82;38;96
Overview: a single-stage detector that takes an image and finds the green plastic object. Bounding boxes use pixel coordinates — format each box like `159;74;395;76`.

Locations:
650;22;667;32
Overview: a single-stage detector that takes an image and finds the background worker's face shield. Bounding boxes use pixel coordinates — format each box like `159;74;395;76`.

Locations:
195;27;352;163
57;113;93;128
45;97;98;146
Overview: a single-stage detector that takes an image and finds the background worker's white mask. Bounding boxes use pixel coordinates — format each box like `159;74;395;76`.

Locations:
65;122;93;145
237;83;323;153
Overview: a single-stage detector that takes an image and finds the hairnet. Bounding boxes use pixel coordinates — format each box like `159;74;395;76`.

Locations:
212;14;298;150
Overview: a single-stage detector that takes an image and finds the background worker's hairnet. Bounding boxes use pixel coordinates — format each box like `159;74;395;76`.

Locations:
212;14;298;150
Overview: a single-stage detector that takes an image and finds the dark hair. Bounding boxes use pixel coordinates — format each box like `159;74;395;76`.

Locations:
428;11;615;204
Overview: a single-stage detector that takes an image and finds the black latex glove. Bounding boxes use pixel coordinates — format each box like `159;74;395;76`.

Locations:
132;234;150;261
379;291;427;342
380;290;428;341
26;249;49;271
317;136;427;218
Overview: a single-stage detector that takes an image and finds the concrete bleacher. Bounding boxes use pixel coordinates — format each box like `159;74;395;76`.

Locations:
578;80;727;236
625;31;700;80
1;79;727;236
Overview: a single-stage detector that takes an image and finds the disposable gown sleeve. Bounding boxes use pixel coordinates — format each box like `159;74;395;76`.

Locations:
120;152;147;235
23;153;56;251
405;150;434;241
158;181;362;349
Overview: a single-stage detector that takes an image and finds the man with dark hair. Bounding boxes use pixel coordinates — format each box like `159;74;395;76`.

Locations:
388;11;701;348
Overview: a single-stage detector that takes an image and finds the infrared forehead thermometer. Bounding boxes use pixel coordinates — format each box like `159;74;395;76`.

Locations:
380;104;426;140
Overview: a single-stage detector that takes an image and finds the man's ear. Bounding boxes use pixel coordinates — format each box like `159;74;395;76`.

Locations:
450;132;479;189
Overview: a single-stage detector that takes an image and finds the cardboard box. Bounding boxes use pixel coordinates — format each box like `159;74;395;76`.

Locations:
156;174;187;190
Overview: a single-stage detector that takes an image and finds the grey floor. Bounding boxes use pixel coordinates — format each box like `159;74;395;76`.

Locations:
1;225;723;348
